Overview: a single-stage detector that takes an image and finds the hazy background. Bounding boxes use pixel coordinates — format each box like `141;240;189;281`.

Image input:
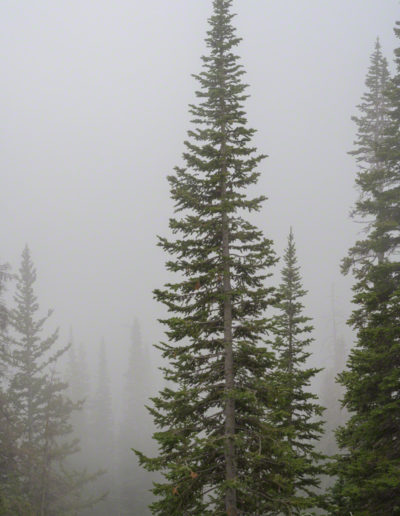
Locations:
1;0;399;409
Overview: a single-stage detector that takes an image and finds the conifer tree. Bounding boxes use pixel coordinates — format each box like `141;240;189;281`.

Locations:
118;319;153;515
136;2;286;514
0;262;11;335
272;229;325;514
7;246;98;514
0;262;12;376
86;339;115;516
320;291;347;459
65;336;90;469
0;262;28;513
0;262;11;481
332;38;400;514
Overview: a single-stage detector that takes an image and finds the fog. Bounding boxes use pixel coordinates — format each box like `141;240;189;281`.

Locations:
1;0;399;512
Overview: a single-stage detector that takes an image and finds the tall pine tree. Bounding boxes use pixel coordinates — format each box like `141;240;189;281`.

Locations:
332;38;400;514
136;1;288;514
272;229;325;514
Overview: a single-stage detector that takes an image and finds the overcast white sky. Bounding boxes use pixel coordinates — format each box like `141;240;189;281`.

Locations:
1;1;399;389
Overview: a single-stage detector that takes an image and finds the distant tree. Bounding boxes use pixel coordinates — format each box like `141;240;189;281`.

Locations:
331;38;400;514
271;229;326;514
344;37;392;269
118;319;153;515
319;287;347;458
135;1;289;515
86;339;115;516
6;246;99;514
65;336;90;463
64;337;105;515
0;261;29;513
0;262;13;380
0;262;11;334
0;261;12;374
63;335;101;514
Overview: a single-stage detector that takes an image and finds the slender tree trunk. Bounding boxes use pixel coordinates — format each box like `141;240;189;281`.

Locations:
288;295;294;427
221;144;237;514
287;268;294;515
287;263;294;429
223;210;236;515
218;27;237;507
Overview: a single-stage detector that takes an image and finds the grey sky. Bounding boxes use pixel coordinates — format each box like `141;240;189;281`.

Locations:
1;1;399;384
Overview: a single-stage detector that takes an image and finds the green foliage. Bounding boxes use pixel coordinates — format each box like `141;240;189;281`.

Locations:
0;483;34;516
272;229;326;514
0;262;26;516
332;37;400;514
2;246;101;515
7;246;78;513
135;0;291;514
342;38;392;277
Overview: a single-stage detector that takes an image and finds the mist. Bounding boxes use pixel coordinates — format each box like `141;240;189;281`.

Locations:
1;1;399;514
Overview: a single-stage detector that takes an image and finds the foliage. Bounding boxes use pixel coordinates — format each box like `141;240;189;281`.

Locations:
134;1;295;514
331;37;400;515
272;229;326;514
2;246;101;515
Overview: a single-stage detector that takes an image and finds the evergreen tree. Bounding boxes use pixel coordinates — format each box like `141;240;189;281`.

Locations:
6;246;98;514
86;339;115;516
272;229;325;514
118;319;153;515
64;336;90;469
136;2;287;514
0;262;11;334
0;261;12;373
343;38;392;271
65;338;105;515
320;287;347;459
332;38;400;514
0;262;28;514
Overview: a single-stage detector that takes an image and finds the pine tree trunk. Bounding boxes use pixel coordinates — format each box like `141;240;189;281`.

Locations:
288;295;293;428
223;214;237;514
221;147;237;514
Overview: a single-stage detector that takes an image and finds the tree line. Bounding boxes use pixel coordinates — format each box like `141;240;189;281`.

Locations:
0;248;154;515
137;1;400;515
1;0;400;514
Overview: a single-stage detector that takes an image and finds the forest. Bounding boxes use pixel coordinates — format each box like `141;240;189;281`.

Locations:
1;0;400;515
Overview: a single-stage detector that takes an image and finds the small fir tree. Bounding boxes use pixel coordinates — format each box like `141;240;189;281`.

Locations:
0;261;29;513
272;229;325;514
332;38;400;514
136;1;288;514
7;246;98;514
